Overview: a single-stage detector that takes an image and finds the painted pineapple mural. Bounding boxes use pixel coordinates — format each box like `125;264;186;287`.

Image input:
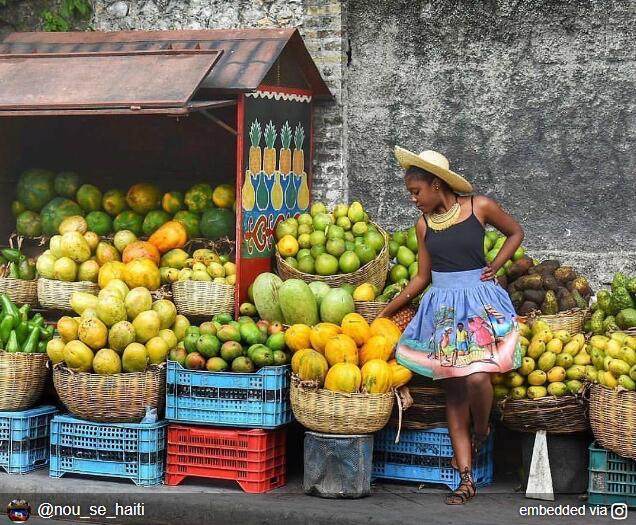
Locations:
241;91;311;258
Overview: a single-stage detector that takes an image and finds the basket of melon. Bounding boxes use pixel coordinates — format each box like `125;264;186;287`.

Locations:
289;314;413;434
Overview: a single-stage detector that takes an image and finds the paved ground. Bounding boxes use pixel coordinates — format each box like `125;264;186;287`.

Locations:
0;469;629;525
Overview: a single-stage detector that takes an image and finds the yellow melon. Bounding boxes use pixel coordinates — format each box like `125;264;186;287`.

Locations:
388;359;413;388
341;313;371;345
359;335;392;364
324;362;362;393
324;334;359;367
309;322;341;354
369;317;401;349
361;359;392;394
284;324;312;353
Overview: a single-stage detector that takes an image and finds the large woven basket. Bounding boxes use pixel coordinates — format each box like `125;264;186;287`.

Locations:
53;363;166;423
354;301;385;323
37;278;99;311
275;224;390;292
290;375;394;434
529;308;589;333
0;351;49;410
589;384;636;460
0;277;38;307
497;393;589;434
171;280;234;317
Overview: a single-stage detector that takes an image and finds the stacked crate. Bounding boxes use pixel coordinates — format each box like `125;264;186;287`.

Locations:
588;442;636;508
0;406;57;474
164;361;291;492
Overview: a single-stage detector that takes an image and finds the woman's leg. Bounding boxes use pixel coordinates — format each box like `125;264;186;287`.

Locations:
441;377;472;470
465;372;493;446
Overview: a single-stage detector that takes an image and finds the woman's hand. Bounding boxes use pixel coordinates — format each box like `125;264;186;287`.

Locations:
480;265;498;281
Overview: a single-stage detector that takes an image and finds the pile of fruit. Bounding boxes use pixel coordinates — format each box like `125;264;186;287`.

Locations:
493;320;590;400
588;272;636;332
586;332;636;390
0;247;36;281
169;313;290;373
252;273;359;326
506;259;592;316
275;201;386;276
12;169;235;241
159;247;235;285
0;294;54;353
289;314;411;394
46;280;181;374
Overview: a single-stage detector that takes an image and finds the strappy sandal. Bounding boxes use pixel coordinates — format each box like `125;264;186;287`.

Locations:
445;468;476;505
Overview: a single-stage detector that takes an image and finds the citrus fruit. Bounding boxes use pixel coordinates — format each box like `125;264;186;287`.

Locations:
315;253;339;276
277;235;299;257
339;251;361;273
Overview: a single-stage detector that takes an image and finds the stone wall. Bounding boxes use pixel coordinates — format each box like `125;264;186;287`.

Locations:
93;0;348;203
346;0;635;284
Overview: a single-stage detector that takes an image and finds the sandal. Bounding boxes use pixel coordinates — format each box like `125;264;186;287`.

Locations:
445;468;476;505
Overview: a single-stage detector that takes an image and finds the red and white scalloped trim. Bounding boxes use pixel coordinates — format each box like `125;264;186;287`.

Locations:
246;90;312;103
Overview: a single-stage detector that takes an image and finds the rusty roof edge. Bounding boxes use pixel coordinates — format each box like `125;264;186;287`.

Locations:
286;29;333;101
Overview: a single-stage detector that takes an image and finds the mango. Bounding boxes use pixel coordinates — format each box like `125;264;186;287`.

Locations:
571;334;585;351
604;371;618;389
603;355;613;371
493;385;510;400
528;370;547;386
527;340;546;360
566;379;584;394
122;342;148;372
533;329;553;343
511;386;527;400
547;382;567;397
172;315;190;341
63;340;94;372
547;366;566;383
619;347;636;367
518;322;531;339
563;340;581;357
566;364;586;381
611;332;628;344
573;349;591;366
625;336;636;350
630;364;636;382
546;338;563;354
619;375;636;391
605;339;622;359
608;358;630;378
527;386;548;399
519;336;530;347
553;330;571;344
590;335;609;350
585;365;598;383
491;373;506;385
531;320;550;337
152;299;177;330
538;351;557;372
78;317;108;350
518;357;535;376
506;371;525;388
92;348;122;375
132;310;161;343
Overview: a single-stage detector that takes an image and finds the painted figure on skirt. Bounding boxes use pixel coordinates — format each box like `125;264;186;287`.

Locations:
378;147;524;505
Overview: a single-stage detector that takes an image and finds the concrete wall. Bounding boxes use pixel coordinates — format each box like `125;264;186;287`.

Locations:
346;0;635;284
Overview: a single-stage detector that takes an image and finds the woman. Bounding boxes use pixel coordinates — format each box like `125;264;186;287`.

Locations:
379;147;524;505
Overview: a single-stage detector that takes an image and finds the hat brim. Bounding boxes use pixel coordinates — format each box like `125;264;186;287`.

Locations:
394;146;473;193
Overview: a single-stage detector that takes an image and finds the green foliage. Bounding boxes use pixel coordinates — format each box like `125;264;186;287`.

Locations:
42;0;92;32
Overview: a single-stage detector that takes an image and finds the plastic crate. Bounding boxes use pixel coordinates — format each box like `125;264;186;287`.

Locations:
165;360;292;429
0;405;57;474
372;427;494;491
49;415;167;486
165;424;286;493
588;442;636;508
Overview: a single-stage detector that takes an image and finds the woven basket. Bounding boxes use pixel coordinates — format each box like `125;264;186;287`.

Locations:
389;376;446;430
0;277;38;307
529;308;589;333
53;363;166;423
37;278;99;311
290;375;394;434
275;224;390;292
589;384;636;460
354;301;386;323
171;280;234;317
0;351;49;410
497;393;589;434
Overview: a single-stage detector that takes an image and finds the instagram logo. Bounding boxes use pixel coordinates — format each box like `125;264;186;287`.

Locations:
611;503;628;520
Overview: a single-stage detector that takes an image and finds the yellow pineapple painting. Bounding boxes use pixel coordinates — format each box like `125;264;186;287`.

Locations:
278;122;292;174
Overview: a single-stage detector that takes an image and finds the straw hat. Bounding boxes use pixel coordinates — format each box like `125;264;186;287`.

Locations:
394;146;473;193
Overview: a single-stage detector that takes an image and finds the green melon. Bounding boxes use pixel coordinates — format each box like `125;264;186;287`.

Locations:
184;183;214;213
126;183;161;215
11;201;26;218
41;197;83;235
200;208;235;240
102;189;128;217
16;211;42;237
85;211;113;235
142;210;171;236
76;184;103;212
113;211;144;236
17;169;56;211
173;210;200;239
54;172;81;198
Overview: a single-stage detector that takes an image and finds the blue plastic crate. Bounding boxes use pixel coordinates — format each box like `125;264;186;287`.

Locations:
165;360;292;428
588;442;636;508
372;427;494;491
49;415;166;486
0;406;57;474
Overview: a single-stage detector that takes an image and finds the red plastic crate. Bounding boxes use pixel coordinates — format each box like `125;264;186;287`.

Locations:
165;425;286;493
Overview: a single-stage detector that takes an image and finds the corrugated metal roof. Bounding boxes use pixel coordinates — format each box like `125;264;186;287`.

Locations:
0;28;332;99
0;49;222;114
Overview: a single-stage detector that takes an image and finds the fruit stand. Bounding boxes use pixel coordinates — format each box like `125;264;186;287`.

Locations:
0;28;332;314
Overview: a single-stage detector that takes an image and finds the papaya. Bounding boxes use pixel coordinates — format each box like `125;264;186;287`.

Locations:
41;197;84;235
324;334;358;367
142;210;171;236
113;211;144;236
148;221;188;253
76;184;103;212
16;211;42;237
184;183;214;213
85;211;113;235
388;359;412;387
309;323;341;354
54;172;81;198
173;210;201;239
126;183;161;215
297;349;328;384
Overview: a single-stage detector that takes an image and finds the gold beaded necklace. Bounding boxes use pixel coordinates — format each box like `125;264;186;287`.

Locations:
425;196;461;231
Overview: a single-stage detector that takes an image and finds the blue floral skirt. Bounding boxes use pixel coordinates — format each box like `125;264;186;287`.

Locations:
396;268;522;380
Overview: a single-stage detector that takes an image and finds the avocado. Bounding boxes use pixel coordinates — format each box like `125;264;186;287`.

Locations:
571;290;589;310
519;300;539;315
516;274;543;291
616;308;636;329
557;289;577;312
554;266;576;283
524;289;546;304
541;290;558;315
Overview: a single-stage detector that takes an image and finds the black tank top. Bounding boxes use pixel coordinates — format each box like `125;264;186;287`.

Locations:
424;196;486;272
